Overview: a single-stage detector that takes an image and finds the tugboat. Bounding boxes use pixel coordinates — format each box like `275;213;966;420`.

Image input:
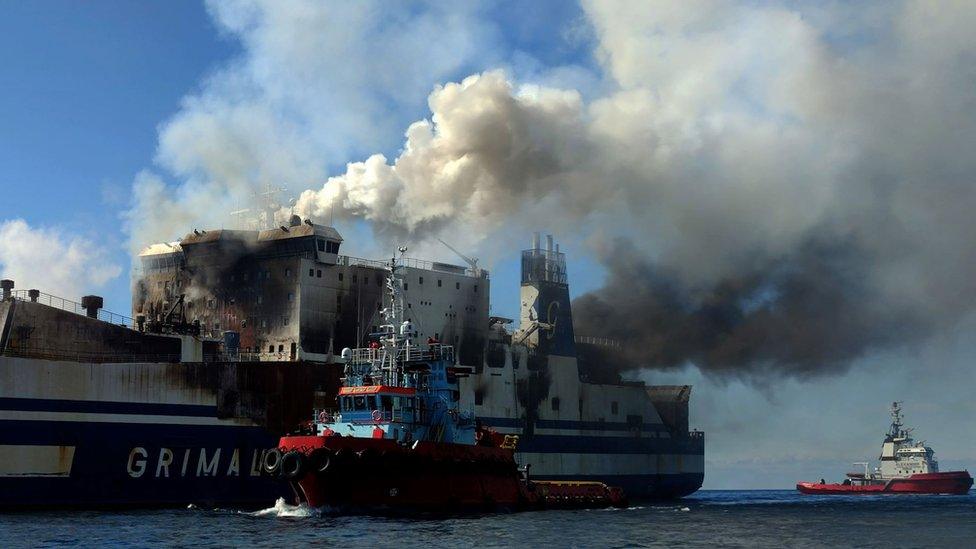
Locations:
797;402;973;495
261;249;628;512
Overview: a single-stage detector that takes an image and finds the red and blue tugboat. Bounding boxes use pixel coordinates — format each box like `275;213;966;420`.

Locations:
797;402;972;495
261;250;627;512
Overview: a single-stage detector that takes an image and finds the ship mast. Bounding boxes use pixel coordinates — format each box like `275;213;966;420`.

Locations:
887;401;908;439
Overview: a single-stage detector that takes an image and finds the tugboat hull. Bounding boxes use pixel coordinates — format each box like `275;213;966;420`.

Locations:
276;435;524;510
797;471;973;495
271;435;629;511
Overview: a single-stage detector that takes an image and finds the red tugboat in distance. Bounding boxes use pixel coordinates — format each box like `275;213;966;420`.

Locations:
261;249;628;512
797;402;973;495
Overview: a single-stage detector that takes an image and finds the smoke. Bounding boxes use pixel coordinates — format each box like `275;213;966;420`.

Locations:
127;1;976;379
0;219;121;299
572;235;924;379
125;0;497;254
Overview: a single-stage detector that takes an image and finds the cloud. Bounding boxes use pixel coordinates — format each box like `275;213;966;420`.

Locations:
126;0;499;254
0;219;121;299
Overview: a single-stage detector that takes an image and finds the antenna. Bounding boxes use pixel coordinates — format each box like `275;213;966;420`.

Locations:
438;238;480;275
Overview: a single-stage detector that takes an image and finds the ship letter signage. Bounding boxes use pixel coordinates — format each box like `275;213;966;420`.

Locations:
127;447;148;478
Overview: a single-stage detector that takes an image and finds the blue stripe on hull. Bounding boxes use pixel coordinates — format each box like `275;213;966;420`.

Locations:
0;419;286;509
0;397;216;417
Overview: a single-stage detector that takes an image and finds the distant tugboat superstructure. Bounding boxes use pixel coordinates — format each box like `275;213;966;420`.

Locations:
797;402;972;495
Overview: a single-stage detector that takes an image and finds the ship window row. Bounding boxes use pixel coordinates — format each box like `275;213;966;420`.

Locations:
340;395;411;412
415;277;478;293
317;239;340;254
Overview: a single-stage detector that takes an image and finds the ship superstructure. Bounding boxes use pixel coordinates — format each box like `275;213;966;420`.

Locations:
135;215;488;366
469;234;704;497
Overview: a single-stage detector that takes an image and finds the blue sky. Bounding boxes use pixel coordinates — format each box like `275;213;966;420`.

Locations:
0;0;237;311
1;1;975;489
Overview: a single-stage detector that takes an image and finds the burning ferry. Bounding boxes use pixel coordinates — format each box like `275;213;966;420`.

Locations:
0;217;703;508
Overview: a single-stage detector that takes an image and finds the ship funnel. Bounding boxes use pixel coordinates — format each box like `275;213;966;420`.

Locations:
81;295;103;319
1;279;13;300
28;289;39;302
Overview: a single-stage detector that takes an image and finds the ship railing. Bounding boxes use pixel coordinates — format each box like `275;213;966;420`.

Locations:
346;345;455;365
338;255;487;279
9;289;135;328
398;345;454;363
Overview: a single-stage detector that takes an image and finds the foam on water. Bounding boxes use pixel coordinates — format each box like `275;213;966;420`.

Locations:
248;497;319;518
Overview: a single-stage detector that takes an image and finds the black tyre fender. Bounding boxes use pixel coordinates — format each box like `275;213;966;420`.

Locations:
312;448;333;474
281;451;306;480
262;448;282;476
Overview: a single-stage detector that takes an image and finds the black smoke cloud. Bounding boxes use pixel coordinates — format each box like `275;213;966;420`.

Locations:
572;233;926;380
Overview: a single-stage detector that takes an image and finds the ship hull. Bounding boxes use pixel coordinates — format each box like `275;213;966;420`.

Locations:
0;355;702;508
797;471;973;495
0;355;337;510
277;435;525;510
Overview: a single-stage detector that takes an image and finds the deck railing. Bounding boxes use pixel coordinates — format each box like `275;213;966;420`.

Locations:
9;289;135;328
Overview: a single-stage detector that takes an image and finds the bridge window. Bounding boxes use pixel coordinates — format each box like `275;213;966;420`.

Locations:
268;345;274;353
551;397;560;411
419;276;424;285
309;269;314;277
317;239;325;252
438;279;442;287
317;270;322;278
611;401;619;415
354;396;366;410
381;395;393;411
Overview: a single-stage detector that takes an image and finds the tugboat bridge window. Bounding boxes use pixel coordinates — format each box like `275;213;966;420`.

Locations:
317;239;325;252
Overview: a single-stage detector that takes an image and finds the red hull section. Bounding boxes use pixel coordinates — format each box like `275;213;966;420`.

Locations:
269;435;627;511
797;471;973;495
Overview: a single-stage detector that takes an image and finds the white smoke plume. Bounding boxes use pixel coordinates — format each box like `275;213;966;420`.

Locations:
127;0;976;377
0;219;121;299
126;0;497;254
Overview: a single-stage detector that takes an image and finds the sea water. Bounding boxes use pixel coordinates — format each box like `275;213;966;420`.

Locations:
1;490;973;547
